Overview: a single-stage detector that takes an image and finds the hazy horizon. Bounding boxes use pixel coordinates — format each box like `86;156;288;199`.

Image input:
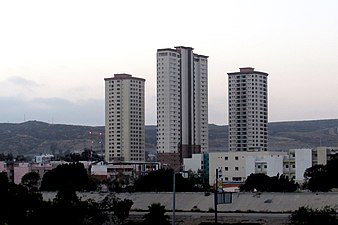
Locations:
2;117;338;127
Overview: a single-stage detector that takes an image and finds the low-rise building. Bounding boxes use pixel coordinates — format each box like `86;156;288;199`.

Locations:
209;151;286;187
0;161;6;173
208;147;338;189
91;161;108;181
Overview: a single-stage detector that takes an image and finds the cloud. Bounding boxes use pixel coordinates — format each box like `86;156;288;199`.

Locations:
6;76;39;88
0;96;104;126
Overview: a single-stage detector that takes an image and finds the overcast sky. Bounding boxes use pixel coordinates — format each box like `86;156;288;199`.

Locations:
1;0;337;126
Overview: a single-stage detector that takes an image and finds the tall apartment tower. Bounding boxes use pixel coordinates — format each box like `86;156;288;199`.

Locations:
227;67;268;151
157;46;208;171
104;74;145;162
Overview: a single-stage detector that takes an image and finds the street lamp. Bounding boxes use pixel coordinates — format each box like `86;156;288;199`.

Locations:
214;168;222;224
172;171;176;225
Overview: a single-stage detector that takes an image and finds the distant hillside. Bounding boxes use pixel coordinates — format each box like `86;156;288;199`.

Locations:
0;119;338;156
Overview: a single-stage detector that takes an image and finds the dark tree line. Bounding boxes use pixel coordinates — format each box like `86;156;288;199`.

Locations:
304;156;338;192
240;173;298;192
289;206;338;225
133;169;206;192
0;171;133;225
40;162;98;191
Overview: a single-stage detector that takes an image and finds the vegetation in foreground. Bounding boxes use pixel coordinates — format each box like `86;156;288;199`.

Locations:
240;173;298;192
0;171;133;225
289;206;338;225
304;156;338;192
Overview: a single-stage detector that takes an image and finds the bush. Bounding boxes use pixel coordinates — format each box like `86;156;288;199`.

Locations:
289;206;338;225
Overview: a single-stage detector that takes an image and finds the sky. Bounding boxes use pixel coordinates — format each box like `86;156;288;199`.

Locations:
0;0;338;126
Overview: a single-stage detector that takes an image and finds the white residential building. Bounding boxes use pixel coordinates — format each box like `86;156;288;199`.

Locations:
208;148;331;187
283;149;312;182
227;67;268;151
209;151;286;186
183;153;203;172
104;74;145;162
157;46;208;171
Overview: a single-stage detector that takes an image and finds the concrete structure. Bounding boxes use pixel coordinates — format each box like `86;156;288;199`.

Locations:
42;191;338;214
30;162;54;180
13;162;30;184
104;74;145;162
107;161;160;182
227;67;268;151
183;153;203;172
34;154;54;163
208;147;338;187
209;151;286;186
313;146;338;165
283;148;312;182
91;161;108;181
157;46;208;171
0;161;6;172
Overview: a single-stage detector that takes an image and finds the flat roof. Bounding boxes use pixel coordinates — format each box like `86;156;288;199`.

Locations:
104;73;146;81
227;67;268;76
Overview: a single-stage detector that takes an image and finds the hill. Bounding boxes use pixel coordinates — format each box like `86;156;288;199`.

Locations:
0;119;338;156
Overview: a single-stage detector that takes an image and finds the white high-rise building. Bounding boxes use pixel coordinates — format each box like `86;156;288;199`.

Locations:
227;67;268;151
104;74;145;162
157;46;208;171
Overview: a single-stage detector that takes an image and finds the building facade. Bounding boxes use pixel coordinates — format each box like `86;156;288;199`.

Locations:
156;46;208;171
208;147;338;188
208;151;286;187
104;74;145;162
227;67;268;151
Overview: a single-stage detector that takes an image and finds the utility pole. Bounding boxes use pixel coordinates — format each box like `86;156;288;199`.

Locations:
172;171;176;225
214;168;218;224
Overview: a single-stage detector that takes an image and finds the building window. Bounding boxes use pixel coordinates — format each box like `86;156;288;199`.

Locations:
235;156;239;160
225;167;228;171
233;177;242;181
224;156;228;160
235;167;239;171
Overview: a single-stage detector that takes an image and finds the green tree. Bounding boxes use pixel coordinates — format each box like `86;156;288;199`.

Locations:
240;173;298;192
304;165;331;192
143;203;170;225
289;206;338;225
0;172;44;225
240;173;270;192
133;169;196;192
96;193;133;225
22;171;40;191
40;162;97;191
113;198;133;224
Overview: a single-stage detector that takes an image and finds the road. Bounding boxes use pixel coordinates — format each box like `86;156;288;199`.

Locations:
129;211;291;225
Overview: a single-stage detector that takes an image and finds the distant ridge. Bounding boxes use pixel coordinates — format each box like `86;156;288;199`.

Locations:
0;119;337;156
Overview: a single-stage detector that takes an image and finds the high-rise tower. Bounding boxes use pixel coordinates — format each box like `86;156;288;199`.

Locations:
104;74;145;162
157;46;208;171
227;67;268;151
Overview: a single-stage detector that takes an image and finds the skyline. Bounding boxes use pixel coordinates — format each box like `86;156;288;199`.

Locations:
1;0;338;126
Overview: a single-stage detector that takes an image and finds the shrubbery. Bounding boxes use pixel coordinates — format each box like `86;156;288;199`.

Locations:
240;173;298;192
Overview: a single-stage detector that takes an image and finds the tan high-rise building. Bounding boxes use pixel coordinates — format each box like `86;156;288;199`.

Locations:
227;67;268;151
156;46;208;171
104;74;145;162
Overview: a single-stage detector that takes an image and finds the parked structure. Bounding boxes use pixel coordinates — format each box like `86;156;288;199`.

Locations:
156;46;208;171
104;74;145;162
